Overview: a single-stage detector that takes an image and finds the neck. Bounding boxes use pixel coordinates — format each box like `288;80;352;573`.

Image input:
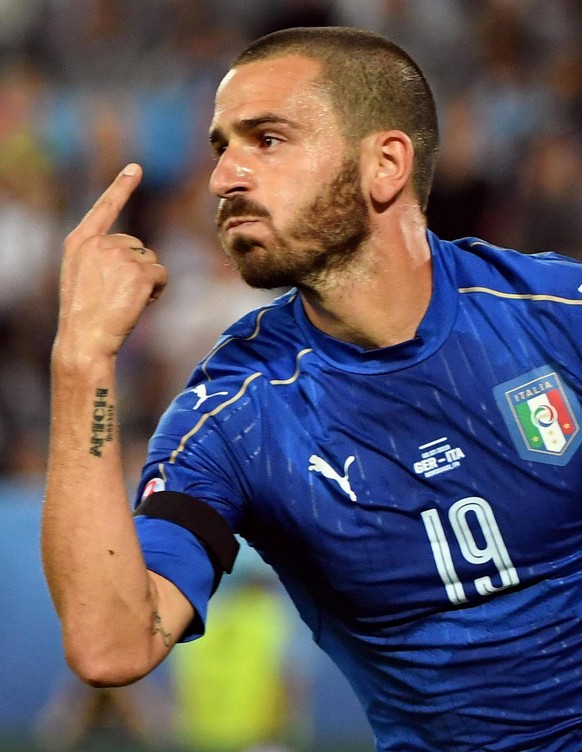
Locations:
299;217;432;350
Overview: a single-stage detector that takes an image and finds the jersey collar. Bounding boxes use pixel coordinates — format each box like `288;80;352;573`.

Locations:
292;230;458;374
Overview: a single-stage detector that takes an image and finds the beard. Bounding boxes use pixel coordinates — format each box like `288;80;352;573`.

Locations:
215;153;371;290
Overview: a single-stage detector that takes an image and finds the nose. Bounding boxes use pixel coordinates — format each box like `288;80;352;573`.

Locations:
209;145;254;198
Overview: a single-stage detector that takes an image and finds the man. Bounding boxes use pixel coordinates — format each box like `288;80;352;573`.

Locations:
42;27;582;752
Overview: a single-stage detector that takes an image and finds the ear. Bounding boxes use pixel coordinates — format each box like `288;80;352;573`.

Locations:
361;131;414;206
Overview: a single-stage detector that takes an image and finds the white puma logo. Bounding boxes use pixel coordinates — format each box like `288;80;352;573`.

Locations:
308;454;357;501
189;384;228;410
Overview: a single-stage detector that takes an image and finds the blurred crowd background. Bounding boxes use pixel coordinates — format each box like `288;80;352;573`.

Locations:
1;1;582;750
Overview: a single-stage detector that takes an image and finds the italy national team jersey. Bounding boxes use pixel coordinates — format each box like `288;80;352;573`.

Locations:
135;231;582;752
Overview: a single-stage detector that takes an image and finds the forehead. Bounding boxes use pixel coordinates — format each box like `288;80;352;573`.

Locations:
211;55;335;130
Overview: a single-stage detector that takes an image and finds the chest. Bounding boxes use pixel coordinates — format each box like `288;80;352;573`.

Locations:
238;335;582;621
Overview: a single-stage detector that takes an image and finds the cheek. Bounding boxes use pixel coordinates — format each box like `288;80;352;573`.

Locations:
303;142;343;179
261;148;346;222
263;179;303;219
273;185;318;226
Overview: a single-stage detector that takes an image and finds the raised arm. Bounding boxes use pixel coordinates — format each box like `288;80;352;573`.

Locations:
42;164;193;687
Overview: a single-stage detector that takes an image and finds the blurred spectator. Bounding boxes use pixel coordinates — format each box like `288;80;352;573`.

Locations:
547;49;582;134
33;674;173;751
427;95;494;241
0;0;44;61
0;60;60;311
0;59;61;475
468;0;555;185
515;132;582;257
171;546;310;752
331;0;475;96
30;0;163;87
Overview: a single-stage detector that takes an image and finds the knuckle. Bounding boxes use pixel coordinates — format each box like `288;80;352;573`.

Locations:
113;233;140;244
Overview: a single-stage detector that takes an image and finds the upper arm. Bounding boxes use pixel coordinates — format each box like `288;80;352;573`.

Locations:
135;375;250;649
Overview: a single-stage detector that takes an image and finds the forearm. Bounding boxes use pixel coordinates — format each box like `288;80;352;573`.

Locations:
42;164;179;686
43;346;165;685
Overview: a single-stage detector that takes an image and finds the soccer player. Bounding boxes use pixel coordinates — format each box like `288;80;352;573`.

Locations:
42;27;582;752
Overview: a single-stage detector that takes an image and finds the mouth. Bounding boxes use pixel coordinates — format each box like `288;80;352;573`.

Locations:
223;217;262;232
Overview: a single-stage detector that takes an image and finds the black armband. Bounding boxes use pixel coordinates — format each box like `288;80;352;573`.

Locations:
134;491;239;591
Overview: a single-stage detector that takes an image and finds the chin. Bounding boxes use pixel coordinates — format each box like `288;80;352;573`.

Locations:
237;265;289;290
235;256;296;290
225;234;304;289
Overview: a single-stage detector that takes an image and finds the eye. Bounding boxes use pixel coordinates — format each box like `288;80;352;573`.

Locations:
259;134;281;149
209;138;227;160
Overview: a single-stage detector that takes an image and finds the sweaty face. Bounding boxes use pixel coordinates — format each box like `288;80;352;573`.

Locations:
216;151;370;289
209;56;371;290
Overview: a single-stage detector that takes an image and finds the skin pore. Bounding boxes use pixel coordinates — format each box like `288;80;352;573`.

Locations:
209;55;432;350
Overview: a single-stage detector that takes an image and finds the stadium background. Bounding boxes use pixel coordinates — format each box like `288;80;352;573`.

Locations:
1;1;582;750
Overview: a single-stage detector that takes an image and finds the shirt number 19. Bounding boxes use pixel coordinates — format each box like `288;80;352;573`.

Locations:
421;496;520;605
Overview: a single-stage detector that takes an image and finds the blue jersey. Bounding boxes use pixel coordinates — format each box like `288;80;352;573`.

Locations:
135;231;582;752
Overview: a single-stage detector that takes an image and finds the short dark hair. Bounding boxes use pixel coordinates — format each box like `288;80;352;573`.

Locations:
232;26;439;213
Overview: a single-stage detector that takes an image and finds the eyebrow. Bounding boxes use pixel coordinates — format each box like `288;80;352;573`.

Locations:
208;113;300;149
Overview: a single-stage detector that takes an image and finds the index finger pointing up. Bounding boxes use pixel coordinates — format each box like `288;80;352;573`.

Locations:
68;163;143;246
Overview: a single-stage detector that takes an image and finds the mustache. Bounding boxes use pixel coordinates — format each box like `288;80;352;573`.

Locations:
216;195;271;229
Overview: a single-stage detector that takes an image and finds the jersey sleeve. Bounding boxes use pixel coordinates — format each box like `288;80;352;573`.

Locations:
133;378;250;641
133;516;217;641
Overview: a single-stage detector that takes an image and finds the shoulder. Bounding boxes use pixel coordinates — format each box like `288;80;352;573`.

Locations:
154;289;313;439
187;288;313;385
436;234;582;301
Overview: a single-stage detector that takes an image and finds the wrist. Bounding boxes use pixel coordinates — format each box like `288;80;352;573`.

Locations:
51;337;117;378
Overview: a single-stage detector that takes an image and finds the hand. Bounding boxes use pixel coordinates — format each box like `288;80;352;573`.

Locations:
55;164;168;360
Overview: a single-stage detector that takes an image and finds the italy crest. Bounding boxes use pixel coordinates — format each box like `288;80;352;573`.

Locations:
494;366;582;465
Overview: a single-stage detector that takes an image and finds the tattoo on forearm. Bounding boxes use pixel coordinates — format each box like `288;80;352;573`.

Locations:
89;388;115;456
152;610;172;648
